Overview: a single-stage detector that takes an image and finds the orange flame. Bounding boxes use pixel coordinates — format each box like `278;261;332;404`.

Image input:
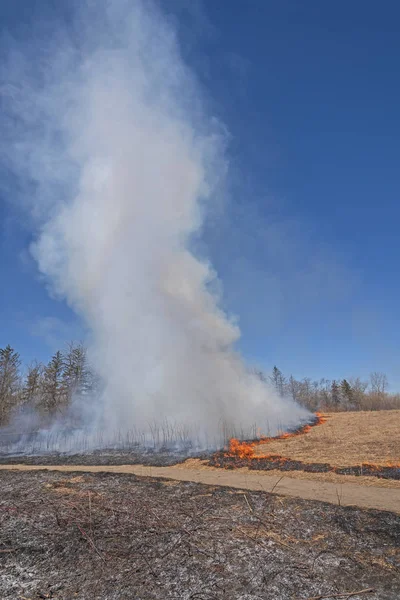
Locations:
226;438;256;459
224;412;328;460
221;413;400;478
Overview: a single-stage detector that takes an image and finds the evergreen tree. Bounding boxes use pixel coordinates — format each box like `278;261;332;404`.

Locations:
270;366;286;396
40;351;65;418
22;362;43;410
253;369;267;383
340;379;353;407
330;380;341;408
63;343;92;401
0;345;21;425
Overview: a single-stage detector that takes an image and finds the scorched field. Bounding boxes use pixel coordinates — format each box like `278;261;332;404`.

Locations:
0;411;399;599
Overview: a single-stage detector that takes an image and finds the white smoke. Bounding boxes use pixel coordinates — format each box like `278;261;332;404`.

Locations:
1;0;309;448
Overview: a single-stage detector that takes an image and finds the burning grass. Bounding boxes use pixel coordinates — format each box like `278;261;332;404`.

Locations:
224;413;327;460
0;469;399;599
211;411;400;481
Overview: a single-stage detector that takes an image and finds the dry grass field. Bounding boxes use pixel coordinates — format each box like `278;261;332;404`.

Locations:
255;410;400;467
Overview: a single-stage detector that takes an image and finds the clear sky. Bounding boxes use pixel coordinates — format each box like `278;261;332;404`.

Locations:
1;0;400;388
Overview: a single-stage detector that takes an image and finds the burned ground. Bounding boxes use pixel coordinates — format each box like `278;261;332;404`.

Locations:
209;454;400;481
0;448;198;468
0;469;399;600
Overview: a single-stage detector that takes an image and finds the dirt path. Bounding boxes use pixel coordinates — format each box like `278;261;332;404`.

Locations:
1;462;399;513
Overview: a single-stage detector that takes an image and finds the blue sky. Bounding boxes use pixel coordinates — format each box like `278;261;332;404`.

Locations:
1;0;400;387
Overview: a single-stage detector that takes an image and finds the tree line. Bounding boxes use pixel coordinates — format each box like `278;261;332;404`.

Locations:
261;366;400;412
0;343;98;428
1;343;399;429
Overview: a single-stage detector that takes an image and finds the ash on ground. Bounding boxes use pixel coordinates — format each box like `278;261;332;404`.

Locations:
0;447;209;467
0;469;399;599
210;454;400;481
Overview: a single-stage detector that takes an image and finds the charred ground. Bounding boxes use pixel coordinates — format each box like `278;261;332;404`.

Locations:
0;469;399;600
208;453;400;481
0;447;200;467
0;414;321;469
1;412;400;484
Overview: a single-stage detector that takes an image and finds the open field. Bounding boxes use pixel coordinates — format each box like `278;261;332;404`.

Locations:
255;411;400;467
1;410;400;513
0;469;399;600
0;411;400;597
209;411;400;481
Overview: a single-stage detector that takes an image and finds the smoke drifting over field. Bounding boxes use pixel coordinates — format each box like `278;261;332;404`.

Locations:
1;0;309;448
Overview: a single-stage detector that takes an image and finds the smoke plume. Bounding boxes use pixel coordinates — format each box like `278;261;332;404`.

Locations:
1;0;309;447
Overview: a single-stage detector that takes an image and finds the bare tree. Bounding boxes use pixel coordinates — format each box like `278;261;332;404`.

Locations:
317;378;331;408
348;377;368;409
287;375;300;403
296;377;316;410
369;372;388;395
